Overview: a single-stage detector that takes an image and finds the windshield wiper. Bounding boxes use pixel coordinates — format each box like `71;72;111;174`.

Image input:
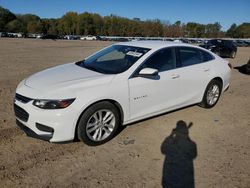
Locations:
85;65;102;73
76;59;106;74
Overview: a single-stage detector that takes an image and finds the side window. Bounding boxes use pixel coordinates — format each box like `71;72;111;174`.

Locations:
141;48;176;72
200;50;214;62
179;47;202;67
222;40;232;47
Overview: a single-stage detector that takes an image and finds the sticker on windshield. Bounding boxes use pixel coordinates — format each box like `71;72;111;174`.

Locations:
126;51;143;57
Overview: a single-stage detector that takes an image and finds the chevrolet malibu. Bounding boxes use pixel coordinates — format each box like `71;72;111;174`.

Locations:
14;41;231;145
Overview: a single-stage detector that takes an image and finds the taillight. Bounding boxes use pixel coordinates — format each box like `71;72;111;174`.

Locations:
228;63;233;69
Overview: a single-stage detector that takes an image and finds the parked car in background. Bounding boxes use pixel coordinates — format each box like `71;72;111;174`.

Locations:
233;40;248;47
112;37;129;42
245;41;250;46
7;33;23;38
14;41;231;145
0;32;9;37
173;39;183;43
80;35;97;40
0;32;19;38
37;34;58;40
200;39;237;58
64;35;80;40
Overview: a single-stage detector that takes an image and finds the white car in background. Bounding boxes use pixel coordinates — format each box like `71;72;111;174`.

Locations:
173;39;183;43
14;41;231;145
80;35;97;40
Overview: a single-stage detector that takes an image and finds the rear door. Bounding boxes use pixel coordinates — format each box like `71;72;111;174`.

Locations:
128;46;215;121
173;47;215;105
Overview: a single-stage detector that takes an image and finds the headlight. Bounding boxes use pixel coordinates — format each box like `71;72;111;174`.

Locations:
33;98;75;109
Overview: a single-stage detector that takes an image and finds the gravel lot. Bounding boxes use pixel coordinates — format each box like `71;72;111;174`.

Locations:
0;38;249;188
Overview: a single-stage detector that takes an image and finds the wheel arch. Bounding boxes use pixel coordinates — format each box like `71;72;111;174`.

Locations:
212;77;223;89
199;76;224;108
74;99;124;140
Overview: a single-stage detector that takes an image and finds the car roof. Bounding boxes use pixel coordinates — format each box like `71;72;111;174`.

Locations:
117;40;195;50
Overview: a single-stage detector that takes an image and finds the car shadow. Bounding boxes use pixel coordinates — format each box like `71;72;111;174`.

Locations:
161;120;197;188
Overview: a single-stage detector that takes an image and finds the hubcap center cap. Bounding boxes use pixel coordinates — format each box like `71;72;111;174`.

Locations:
98;122;104;128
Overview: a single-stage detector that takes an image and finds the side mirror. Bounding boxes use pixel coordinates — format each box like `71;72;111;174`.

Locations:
138;68;158;76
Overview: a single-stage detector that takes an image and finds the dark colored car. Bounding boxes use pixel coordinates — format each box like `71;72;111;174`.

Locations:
0;32;9;37
200;39;237;58
245;41;250;47
0;32;14;38
40;34;59;40
234;40;248;47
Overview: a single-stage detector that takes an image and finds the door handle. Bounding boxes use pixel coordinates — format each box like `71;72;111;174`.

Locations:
171;74;180;79
203;68;210;72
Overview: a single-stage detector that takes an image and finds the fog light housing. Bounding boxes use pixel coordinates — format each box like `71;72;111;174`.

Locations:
36;123;54;133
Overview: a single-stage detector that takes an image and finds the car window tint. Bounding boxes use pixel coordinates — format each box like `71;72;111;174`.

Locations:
98;50;125;62
80;45;150;74
141;48;176;72
179;47;202;67
200;50;214;62
223;40;236;47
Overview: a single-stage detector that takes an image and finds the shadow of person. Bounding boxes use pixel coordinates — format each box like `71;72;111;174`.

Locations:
161;120;197;188
234;59;250;75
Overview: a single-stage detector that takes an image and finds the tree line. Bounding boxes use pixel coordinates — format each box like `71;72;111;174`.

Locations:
0;6;249;38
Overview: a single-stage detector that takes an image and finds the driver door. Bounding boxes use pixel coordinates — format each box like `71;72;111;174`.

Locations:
128;48;182;121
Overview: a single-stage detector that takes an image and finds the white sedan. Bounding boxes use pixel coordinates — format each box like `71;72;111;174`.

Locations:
14;41;231;145
80;35;97;40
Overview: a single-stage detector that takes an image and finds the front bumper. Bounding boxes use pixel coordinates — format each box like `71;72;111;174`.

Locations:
14;98;79;142
16;119;53;141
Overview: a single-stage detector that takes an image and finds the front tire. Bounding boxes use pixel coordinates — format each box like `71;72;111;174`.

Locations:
200;80;222;109
77;101;120;146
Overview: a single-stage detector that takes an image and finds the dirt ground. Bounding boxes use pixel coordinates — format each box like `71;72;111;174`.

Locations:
0;38;249;188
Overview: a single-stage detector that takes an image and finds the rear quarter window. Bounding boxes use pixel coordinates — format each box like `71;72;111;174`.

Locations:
179;47;202;67
200;50;214;62
178;47;214;67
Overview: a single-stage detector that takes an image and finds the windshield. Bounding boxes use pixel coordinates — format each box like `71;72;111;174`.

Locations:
76;45;150;74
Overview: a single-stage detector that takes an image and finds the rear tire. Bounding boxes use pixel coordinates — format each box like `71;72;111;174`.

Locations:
200;80;222;109
77;101;120;146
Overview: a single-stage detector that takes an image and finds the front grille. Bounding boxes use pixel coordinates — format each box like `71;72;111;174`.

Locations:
14;104;29;122
15;93;32;103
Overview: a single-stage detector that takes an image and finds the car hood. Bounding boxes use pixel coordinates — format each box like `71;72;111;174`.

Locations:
24;63;114;94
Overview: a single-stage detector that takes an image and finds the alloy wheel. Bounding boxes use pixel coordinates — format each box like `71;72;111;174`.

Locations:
206;85;220;106
86;110;116;141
